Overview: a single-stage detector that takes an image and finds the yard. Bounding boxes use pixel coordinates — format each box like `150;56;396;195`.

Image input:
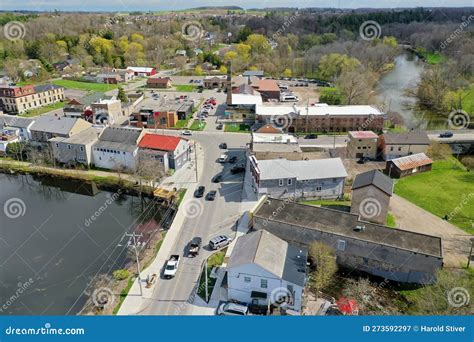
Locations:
175;117;192;128
394;158;474;234
19;101;65;117
173;84;198;92
189;120;206;131
224;123;251;133
52;79;119;92
197;249;226;302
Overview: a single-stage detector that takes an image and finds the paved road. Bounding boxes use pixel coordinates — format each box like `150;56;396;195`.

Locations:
139;130;250;315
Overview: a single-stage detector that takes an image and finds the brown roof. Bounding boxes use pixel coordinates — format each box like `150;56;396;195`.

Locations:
147;77;171;84
383;131;430;145
255;79;280;92
255;124;283;134
391;153;433;171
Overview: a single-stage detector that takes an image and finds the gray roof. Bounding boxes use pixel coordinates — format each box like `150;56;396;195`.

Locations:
30;116;83;135
254;199;442;258
228;230;307;286
352;170;393;196
49;127;101;145
95;126;142;153
255;157;347;181
243;70;264;77
34;84;63;93
383;131;430;145
0;115;34;128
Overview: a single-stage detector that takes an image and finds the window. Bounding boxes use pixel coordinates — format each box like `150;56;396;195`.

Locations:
287;178;292;186
390;147;394;151
398;147;402;151
80;146;84;152
337;239;346;251
244;276;251;283
67;144;71;150
278;179;284;187
316;186;322;192
261;279;268;289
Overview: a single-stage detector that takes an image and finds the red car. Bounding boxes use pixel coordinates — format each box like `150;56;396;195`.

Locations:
206;99;217;106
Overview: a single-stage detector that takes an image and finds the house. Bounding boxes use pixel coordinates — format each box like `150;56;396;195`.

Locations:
253;79;280;102
350;170;393;225
254;124;283;134
203;75;227;89
126;66;156;77
131;100;193;128
243;70;264;78
250;131;302;160
113;68;135;82
379;131;430;160
63;92;106;119
255;104;385;133
90;98;124;125
0;84;65;114
0;115;35;140
253;198;443;284
227;230;308;313
0;127;20;156
96;73;122;84
50;127;101;166
92;126;144;171
249;156;347;200
385;153;433;178
138;133;189;170
147;77;172;89
30;116;92;143
346;131;379;159
175;49;187;57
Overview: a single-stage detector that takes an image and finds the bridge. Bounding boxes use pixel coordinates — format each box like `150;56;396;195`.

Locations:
428;130;474;154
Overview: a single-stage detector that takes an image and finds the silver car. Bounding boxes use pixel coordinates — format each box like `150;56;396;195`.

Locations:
216;302;248;316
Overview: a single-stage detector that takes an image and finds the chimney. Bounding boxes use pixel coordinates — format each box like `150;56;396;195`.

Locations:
226;61;232;106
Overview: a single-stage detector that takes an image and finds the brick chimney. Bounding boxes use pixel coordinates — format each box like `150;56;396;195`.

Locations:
226;61;232;106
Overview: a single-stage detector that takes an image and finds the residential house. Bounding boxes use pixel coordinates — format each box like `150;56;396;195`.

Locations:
0;84;65;114
30;116;92;143
249;156;347;200
147;77;172;89
0;115;35;140
0;127;20;156
175;50;187;57
253;198;443;284
91;98;124;125
379;131;430;160
113;68;135;82
96;73;122;84
385;153;433;178
50;127;101;166
350;170;393;225
63;92;106;119
227;230;308;313
138;133;189;170
126;66;156;77
92;126;144;171
346;131;379;159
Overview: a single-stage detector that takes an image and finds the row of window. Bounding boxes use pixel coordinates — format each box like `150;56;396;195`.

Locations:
94;147;127;155
277;178;339;187
243;276;268;289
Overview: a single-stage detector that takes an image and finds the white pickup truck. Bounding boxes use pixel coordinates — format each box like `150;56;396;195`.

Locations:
164;255;180;279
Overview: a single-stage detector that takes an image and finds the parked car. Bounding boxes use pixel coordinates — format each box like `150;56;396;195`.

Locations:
439;131;453;138
194;186;205;198
357;157;369;164
216;123;223;130
211;174;222;183
231;164;245;174
304;134;318;139
205;190;217;201
209;235;232;250
218;154;228;163
163;255;180;279
228;156;237;163
182;130;192;136
216;302;249;316
189;79;194;83
219;142;227;149
187;237;202;258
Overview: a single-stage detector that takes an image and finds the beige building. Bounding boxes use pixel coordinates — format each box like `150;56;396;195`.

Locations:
346;131;379;159
91;98;124;125
379;131;430;160
50;127;101;166
30;116;92;143
0;85;65;114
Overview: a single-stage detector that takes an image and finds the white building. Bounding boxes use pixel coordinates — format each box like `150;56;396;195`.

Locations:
227;230;308;313
0;115;35;141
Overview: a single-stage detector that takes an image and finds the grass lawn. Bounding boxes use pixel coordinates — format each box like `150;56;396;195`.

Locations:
386;212;397;228
425;53;447;65
174;84;198;92
224;123;251;133
19;101;65;117
394;158;474;234
175;117;192;129
197;249;226;302
112;277;134;315
52;79;119;92
461;84;474;114
190;120;206;131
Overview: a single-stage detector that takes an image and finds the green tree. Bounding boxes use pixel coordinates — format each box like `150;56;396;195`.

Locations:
318;53;360;81
117;86;128;103
308;241;337;294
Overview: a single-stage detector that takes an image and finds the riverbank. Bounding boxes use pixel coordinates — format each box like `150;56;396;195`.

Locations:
0;158;156;197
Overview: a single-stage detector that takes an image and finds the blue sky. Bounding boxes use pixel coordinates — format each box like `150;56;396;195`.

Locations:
1;0;473;12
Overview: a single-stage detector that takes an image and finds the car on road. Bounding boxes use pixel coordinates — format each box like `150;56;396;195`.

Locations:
209;235;232;250
218;154;228;163
182;130;192;136
230;164;245;174
219;142;227;149
216;123;223;130
189;79;194;83
205;190;217;201
228;156;237;163
439;131;454;138
211;174;222;183
163;255;180;279
216;302;249;316
194;186;205;198
187;237;202;258
304;134;318;139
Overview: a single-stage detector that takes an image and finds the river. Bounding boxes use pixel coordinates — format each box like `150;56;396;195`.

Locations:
0;173;170;315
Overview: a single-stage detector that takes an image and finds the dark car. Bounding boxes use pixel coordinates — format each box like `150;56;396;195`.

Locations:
439;131;453;138
216;123;223;130
219;143;227;149
194;186;205;198
230;164;245;174
187;237;202;257
229;156;237;163
357;157;369;164
211;174;222;183
205;190;217;201
189;79;194;83
304;134;318;139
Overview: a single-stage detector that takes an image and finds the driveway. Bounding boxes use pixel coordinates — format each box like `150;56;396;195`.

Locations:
389;194;473;267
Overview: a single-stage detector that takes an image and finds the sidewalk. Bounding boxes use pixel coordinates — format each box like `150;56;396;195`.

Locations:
118;143;205;315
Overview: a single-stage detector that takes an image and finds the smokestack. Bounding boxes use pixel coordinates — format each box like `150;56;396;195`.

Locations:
226;61;232;106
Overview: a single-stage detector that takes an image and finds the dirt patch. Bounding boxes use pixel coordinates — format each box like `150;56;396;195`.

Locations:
342;159;386;182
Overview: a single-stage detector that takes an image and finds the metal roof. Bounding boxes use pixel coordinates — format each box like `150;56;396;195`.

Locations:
382;131;430;145
352;170;393;196
391;153;433;171
256;104;384;117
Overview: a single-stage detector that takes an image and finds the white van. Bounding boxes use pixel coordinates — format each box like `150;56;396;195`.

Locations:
281;94;299;102
278;84;289;90
218;154;228;163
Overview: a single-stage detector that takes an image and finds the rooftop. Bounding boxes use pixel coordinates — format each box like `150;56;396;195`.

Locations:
127;66;154;72
34;84;64;93
349;131;379;139
49;127;101;145
382;131;430;145
252;132;298;144
231;93;262;106
352;170;393;196
30;116;87;135
391;153;433;171
255;79;280;92
0;114;34;128
254;199;443;258
243;70;264;77
138;133;183;151
147;77;171;84
255;104;384;117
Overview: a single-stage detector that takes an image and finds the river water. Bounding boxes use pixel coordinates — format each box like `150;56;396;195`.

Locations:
0;173;170;315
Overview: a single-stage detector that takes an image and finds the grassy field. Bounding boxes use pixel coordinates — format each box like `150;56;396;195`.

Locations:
386;213;397;228
19;101;65;117
174;84;198;92
424;53;447;65
461;84;474;114
190;120;206;131
52;79;119;91
224;123;251;133
175;117;192;128
394;159;474;234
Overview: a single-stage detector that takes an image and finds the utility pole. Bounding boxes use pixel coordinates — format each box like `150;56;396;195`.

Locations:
194;141;198;182
118;232;143;296
205;258;209;302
